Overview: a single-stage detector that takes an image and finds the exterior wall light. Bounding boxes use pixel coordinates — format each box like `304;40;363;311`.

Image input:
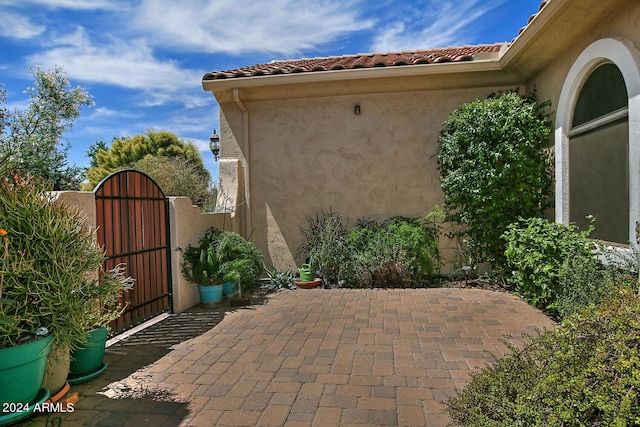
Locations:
209;129;220;161
354;104;361;115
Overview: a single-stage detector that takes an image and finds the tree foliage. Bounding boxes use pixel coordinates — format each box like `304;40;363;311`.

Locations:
0;66;93;190
437;91;553;268
83;130;209;190
132;155;216;210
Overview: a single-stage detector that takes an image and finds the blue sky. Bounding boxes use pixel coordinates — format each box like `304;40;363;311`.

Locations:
0;0;543;182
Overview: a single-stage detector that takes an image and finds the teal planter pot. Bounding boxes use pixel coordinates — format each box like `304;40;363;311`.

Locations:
68;327;108;383
199;284;223;308
222;281;237;296
0;333;52;407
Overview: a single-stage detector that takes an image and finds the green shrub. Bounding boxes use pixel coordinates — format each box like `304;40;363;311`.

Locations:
347;215;441;288
261;264;296;292
556;252;618;318
447;285;640;426
180;228;263;293
298;210;441;288
298;209;357;287
217;232;263;293
503;217;596;313
0;171;132;349
131;155;217;211
437;91;553;268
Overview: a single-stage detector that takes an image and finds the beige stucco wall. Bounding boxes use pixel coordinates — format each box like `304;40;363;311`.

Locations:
51;191;96;231
50;191;231;314
209;0;640;273
527;1;640;245
218;84;526;272
169;197;230;313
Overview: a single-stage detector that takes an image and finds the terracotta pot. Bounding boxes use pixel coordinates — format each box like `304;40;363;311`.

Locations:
294;278;322;289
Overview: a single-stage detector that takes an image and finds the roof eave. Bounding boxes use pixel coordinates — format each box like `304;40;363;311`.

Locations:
202;58;504;92
497;0;557;69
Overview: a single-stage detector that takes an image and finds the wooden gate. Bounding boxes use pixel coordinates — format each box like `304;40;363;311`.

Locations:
95;170;172;334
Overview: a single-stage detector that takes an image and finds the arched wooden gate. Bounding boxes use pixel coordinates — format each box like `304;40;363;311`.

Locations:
95;170;172;334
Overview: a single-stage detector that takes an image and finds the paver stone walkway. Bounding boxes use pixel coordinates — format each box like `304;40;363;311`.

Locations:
24;288;555;427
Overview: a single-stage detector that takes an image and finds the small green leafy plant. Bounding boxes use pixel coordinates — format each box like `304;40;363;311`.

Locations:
261;264;296;292
298;209;441;288
180;228;263;293
503;217;596;313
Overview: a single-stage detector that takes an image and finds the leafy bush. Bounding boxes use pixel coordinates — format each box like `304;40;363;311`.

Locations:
217;232;263;293
348;215;441;288
503;217;596;313
447;284;640;426
556;251;620;318
298;209;357;287
0;171;132;349
180;228;263;293
298;210;441;288
437;91;553;268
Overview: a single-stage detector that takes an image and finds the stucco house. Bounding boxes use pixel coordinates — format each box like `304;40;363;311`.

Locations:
202;0;640;272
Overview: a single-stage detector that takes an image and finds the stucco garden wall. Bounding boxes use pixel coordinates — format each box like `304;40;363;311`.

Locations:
219;84;525;272
169;197;230;313
52;191;230;314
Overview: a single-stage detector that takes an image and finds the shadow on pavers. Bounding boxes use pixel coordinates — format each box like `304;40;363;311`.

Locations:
18;292;272;427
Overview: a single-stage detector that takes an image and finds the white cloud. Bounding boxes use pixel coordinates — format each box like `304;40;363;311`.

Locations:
370;0;508;52
133;0;374;56
12;0;126;10
0;11;46;39
27;27;208;107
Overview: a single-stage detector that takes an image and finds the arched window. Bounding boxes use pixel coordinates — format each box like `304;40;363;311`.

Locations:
569;62;629;243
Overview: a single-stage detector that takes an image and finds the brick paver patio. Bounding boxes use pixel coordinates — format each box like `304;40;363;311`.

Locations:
24;288;555;427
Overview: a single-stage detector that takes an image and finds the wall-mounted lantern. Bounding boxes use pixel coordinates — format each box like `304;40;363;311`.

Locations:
209;129;220;161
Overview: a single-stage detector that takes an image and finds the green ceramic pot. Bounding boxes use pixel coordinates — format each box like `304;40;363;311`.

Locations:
69;327;108;378
0;333;52;406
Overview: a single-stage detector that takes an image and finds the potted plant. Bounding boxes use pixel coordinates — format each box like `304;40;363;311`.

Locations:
180;228;263;307
67;263;134;384
0;170;123;422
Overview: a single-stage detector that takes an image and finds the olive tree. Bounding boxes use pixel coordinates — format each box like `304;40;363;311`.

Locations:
0;66;93;189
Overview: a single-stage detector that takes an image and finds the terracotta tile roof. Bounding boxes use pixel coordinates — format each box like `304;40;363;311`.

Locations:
203;44;504;81
518;0;549;35
202;0;550;82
